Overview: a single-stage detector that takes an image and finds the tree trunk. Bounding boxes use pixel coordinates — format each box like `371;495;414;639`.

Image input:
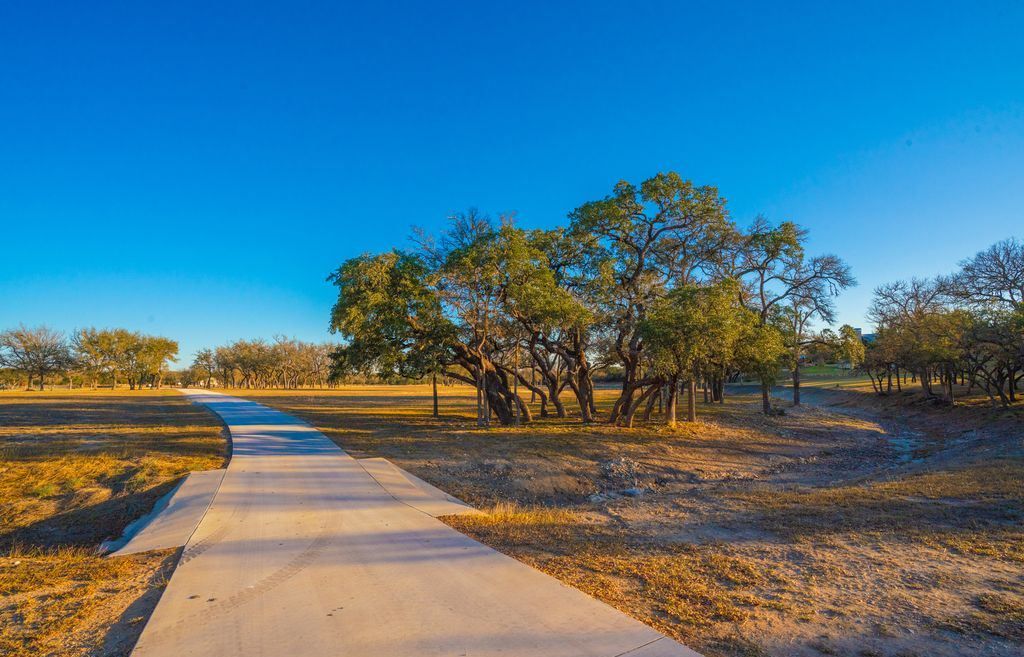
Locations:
529;348;567;418
761;380;772;414
610;379;638;425
513;349;521;427
642;386;659;421
918;369;933;397
687;377;697;422
476;372;485;427
792;363;801;406
625;385;658;428
666;377;678;427
608;348;640;424
573;368;595;423
432;371;439;418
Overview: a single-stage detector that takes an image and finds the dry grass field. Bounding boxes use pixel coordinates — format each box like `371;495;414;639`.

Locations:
0;390;226;657
1;383;1019;657
240;383;1024;657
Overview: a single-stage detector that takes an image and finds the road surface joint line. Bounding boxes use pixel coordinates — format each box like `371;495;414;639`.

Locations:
174;469;227;554
613;637;665;656
354;457;444;519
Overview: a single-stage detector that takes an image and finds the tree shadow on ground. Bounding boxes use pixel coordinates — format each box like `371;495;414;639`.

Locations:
0;479;177;550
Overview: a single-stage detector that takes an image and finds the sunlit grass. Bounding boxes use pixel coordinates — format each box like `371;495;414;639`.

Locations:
0;546;176;657
469;501;578;526
448;504;799;641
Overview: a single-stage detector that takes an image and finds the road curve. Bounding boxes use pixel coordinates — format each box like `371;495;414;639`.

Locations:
131;390;700;657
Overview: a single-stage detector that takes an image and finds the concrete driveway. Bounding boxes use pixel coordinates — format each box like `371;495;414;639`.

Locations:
131;390;700;657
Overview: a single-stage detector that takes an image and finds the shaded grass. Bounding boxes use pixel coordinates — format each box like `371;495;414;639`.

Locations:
0;389;225;657
733;458;1024;553
937;591;1024;641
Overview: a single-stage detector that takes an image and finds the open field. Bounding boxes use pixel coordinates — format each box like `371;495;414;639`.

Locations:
239;384;1024;657
781;365;1024;410
0;390;226;657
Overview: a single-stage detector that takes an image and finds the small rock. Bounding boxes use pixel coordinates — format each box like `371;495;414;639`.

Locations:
621;487;646;497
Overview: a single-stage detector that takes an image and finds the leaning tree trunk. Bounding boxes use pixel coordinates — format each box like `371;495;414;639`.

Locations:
610;362;641;426
579;375;595;423
563;336;598;423
642;385;659;421
482;380;518;425
570;364;596;423
503;363;550;418
607;335;641;424
624;384;659;428
666;376;678;427
529;347;566;418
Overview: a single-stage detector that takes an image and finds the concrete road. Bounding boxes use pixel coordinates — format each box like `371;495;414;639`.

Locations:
131;391;700;657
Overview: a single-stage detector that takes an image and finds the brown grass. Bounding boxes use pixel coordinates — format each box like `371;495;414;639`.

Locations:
241;383;1024;657
0;389;225;657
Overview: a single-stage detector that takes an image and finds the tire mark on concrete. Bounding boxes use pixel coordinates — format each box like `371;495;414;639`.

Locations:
136;529;333;648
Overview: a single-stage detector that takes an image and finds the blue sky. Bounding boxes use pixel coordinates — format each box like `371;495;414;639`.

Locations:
2;1;1022;362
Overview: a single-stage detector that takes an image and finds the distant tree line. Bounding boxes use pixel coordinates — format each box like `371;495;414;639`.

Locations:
328;171;858;426
0;326;178;390
0;328;340;392
864;238;1024;407
187;337;335;389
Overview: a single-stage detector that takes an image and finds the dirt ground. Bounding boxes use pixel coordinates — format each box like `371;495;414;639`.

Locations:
241;382;1024;657
0;390;226;657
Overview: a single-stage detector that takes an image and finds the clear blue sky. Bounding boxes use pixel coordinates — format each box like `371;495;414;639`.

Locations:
2;1;1022;362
